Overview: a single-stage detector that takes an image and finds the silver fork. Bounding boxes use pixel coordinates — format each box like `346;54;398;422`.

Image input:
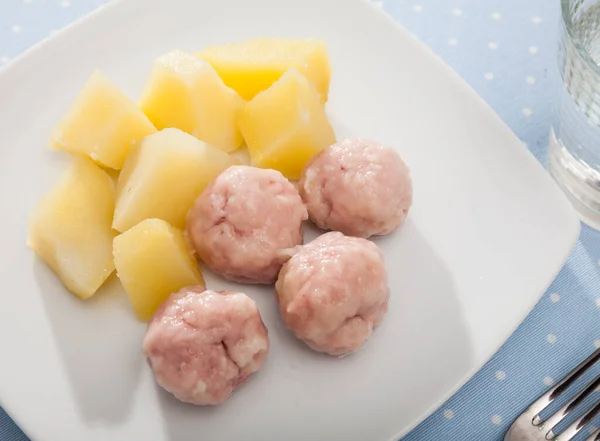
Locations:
505;348;600;441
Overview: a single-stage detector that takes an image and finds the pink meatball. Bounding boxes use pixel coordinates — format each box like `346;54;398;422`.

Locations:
299;138;412;238
276;232;389;356
187;165;308;284
143;287;269;405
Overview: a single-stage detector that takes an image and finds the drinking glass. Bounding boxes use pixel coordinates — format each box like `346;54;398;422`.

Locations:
548;0;600;229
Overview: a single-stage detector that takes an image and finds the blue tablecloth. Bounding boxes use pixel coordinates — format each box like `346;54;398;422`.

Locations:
2;1;600;440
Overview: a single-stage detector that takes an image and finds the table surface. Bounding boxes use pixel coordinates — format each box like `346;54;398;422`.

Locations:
2;0;600;440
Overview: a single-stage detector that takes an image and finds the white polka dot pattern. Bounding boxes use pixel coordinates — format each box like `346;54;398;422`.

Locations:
1;1;600;441
373;0;600;439
543;377;554;386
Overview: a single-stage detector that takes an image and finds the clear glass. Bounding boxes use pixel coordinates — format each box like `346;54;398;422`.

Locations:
548;0;600;229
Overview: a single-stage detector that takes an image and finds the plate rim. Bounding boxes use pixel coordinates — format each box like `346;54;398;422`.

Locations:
0;0;582;440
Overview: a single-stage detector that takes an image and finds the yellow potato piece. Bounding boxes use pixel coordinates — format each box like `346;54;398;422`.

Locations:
139;50;244;153
27;157;116;299
113;128;239;232
198;38;331;102
50;70;157;170
239;69;336;180
113;218;204;322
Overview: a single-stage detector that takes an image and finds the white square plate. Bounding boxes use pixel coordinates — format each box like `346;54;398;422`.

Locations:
0;0;580;440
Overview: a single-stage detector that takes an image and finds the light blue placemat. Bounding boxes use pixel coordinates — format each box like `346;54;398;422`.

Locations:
2;1;600;440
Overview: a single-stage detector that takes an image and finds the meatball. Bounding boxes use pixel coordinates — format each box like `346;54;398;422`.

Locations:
187;165;308;284
275;232;389;356
143;287;269;405
299;138;412;238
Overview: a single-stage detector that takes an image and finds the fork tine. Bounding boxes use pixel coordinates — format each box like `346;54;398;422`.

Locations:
542;374;600;437
530;348;600;425
585;428;600;441
505;349;600;441
558;400;600;441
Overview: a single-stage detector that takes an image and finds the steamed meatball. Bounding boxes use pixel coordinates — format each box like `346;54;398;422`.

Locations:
143;287;269;405
299;138;412;238
187;165;308;284
276;232;389;356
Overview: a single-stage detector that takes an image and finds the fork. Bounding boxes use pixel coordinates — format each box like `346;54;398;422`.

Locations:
505;348;600;441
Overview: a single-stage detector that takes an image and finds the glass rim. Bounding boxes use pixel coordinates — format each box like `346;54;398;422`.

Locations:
562;0;600;77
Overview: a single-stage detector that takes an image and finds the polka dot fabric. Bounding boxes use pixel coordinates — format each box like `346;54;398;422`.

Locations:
377;1;600;440
1;1;600;441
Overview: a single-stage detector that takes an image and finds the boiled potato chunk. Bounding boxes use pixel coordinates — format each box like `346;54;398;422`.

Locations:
139;50;244;153
27;158;116;299
198;38;331;102
239;69;336;180
50;70;157;170
113;218;204;321
113;128;239;232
